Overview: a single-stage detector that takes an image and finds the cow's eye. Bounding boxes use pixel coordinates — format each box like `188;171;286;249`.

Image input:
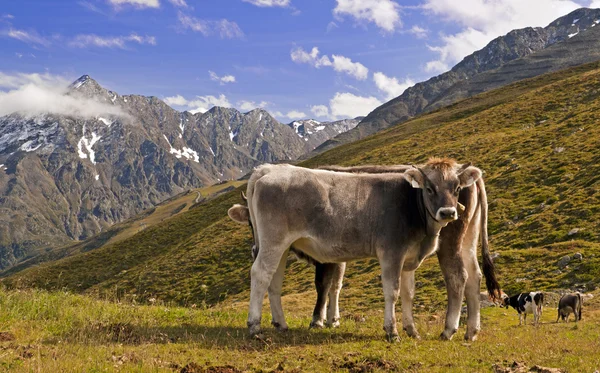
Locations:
426;187;434;195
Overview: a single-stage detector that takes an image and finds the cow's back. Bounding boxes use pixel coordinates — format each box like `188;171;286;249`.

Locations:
249;165;421;261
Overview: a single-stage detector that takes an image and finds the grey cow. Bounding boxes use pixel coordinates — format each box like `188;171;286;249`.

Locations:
557;293;583;322
228;158;500;341
308;163;499;340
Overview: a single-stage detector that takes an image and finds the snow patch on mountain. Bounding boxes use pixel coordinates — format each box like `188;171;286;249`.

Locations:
77;130;101;164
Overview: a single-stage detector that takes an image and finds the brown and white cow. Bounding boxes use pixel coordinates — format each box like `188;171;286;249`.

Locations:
307;163;500;340
228;158;500;341
557;293;583;322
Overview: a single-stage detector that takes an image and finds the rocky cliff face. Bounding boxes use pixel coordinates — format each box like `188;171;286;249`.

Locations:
313;7;600;154
0;76;339;269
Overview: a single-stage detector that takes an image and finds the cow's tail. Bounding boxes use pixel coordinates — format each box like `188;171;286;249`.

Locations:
478;177;501;301
577;292;583;321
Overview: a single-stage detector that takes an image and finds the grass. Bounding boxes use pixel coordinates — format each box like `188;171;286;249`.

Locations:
0;288;599;372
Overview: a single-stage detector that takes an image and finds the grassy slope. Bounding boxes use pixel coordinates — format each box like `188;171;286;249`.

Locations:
0;288;599;372
0;181;243;278
3;61;600;310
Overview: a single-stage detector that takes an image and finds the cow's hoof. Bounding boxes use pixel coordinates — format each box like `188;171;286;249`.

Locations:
440;329;457;341
386;333;400;343
309;321;324;329
464;332;478;342
326;318;341;328
326;320;341;328
403;326;420;339
248;322;262;338
271;321;288;332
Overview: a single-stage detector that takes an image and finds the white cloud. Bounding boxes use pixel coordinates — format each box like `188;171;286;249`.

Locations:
330;54;369;80
177;12;244;39
327;21;339;32
168;0;187;7
6;28;51;47
286;110;307;120
291;46;368;80
108;0;160;9
310;105;329;118
422;0;583;74
242;0;290;7
290;46;332;67
209;71;236;85
408;25;428;39
163;94;188;106
0;72;126;118
69;33;156;48
373;72;414;100
271;110;284;118
163;93;232;113
2;14;15;19
333;0;401;32
330;92;382;119
238;100;269;111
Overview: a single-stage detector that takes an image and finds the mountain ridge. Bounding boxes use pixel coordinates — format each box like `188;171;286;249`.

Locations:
0;76;356;269
311;7;600;155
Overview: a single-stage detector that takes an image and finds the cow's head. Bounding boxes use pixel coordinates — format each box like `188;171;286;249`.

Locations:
403;158;482;227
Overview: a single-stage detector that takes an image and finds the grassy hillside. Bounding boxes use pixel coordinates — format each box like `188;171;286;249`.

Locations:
0;288;599;372
4;61;600;310
0;181;244;289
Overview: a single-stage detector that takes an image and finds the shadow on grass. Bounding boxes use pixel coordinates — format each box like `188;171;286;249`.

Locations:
64;322;377;350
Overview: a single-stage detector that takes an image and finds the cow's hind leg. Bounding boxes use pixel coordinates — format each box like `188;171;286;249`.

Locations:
247;242;289;337
326;262;346;328
268;249;290;332
310;262;332;329
437;250;467;340
400;269;419;339
462;250;482;341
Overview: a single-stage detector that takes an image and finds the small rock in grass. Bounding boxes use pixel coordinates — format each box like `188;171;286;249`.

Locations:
558;255;571;268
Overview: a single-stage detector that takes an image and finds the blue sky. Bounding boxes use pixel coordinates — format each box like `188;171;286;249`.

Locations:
0;0;597;121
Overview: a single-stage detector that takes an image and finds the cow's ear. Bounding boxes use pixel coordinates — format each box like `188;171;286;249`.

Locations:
403;167;424;189
458;166;482;187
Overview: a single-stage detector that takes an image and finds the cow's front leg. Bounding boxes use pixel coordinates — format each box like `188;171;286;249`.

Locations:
380;256;403;342
400;269;419;339
268;250;290;332
248;245;288;338
437;250;467;340
326;262;345;328
310;262;332;329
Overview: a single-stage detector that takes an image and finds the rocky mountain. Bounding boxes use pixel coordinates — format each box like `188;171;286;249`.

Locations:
313;7;600;154
0;76;341;269
287;117;361;150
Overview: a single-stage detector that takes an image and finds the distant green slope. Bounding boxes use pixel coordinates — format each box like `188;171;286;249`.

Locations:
4;61;600;307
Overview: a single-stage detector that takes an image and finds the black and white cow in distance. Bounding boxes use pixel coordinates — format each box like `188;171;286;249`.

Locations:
503;292;544;325
557;293;583;322
228;158;501;341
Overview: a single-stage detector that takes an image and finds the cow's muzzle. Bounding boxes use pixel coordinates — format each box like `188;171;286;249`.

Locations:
436;207;458;222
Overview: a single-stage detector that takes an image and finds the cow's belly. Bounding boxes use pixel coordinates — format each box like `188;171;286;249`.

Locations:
561;306;574;314
291;237;372;263
523;301;535;314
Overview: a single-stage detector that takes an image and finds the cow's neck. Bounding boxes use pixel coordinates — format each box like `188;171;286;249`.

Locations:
415;189;444;238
